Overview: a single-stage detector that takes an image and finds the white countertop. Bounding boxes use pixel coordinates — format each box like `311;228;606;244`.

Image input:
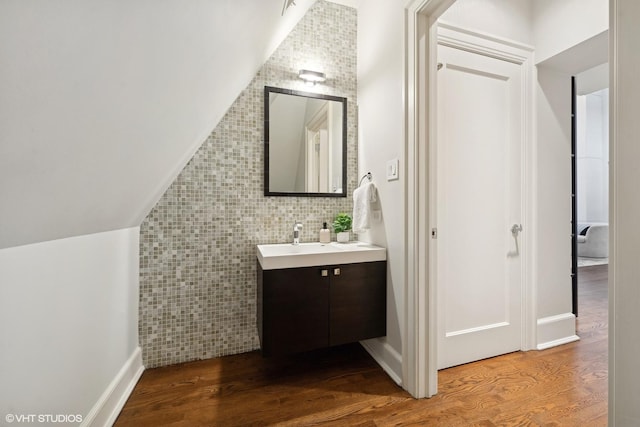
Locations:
257;241;387;270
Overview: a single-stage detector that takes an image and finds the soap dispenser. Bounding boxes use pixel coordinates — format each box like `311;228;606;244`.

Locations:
319;222;330;243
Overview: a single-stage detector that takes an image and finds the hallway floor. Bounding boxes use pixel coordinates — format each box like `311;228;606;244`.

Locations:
116;265;607;426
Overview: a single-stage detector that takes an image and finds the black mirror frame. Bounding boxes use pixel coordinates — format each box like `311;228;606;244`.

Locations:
264;86;347;197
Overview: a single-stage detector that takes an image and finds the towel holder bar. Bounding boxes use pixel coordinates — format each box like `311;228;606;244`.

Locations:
358;172;372;187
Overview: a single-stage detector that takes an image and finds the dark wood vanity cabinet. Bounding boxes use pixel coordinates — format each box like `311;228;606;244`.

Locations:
329;261;387;346
258;265;329;356
257;261;386;357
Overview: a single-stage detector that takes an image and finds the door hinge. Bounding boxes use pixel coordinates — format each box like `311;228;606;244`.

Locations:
431;228;438;239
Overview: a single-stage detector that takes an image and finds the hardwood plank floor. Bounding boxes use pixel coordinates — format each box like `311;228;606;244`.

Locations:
116;265;607;426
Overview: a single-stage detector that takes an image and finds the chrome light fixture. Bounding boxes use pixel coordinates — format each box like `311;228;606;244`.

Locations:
282;0;296;16
298;69;326;85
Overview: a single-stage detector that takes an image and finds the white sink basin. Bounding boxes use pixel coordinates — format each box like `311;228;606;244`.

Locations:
257;241;386;270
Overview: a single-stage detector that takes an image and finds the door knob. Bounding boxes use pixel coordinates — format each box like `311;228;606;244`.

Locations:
511;224;523;236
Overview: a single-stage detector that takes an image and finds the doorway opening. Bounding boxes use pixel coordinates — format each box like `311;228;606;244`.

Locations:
404;0;609;399
572;66;610;322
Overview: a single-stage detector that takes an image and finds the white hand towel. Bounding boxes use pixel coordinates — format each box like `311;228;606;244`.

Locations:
352;182;380;233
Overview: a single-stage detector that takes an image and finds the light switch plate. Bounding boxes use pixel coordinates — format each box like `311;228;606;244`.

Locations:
386;158;399;181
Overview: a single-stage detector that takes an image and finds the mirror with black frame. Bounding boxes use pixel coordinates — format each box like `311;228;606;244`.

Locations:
264;86;347;197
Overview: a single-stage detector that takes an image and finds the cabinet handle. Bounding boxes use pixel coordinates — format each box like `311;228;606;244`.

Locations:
321;269;329;277
333;268;341;276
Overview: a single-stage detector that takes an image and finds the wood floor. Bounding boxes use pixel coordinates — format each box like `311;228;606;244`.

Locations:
116;265;608;426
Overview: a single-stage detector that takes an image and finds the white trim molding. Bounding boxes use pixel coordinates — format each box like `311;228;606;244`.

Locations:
405;0;456;399
608;2;618;425
536;313;580;350
437;21;534;64
361;339;403;386
82;347;145;427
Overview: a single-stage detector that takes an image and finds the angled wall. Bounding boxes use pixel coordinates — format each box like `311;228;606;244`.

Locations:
0;0;315;250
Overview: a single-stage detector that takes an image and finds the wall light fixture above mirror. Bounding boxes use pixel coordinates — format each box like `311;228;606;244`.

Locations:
298;69;326;86
264;86;347;197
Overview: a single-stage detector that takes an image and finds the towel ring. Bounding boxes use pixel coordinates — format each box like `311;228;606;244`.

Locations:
358;172;372;187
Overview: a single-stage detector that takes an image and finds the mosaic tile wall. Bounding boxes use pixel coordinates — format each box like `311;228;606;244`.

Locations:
139;1;357;368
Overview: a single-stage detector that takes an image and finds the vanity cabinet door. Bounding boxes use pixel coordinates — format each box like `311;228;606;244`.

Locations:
329;261;387;346
259;265;329;357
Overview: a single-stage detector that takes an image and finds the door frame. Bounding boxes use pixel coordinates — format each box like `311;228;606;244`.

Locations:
404;0;536;398
571;76;578;316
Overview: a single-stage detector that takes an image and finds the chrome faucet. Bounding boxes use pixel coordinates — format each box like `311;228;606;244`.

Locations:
293;221;303;245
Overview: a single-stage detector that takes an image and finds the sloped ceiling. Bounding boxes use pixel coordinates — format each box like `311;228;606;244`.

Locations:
0;0;317;249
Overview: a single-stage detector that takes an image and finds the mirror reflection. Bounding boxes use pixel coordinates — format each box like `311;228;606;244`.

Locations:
265;86;347;197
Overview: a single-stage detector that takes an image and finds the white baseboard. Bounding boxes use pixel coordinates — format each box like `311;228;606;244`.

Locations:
82;346;145;427
360;338;403;386
536;313;580;350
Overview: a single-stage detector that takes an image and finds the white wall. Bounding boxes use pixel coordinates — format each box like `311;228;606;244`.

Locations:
577;89;609;224
0;0;315;249
0;228;142;425
530;0;609;347
535;65;573;321
357;0;406;381
610;1;640;423
440;0;533;44
533;0;608;64
576;62;609;96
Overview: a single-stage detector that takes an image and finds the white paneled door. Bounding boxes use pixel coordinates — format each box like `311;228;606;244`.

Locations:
436;44;523;370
